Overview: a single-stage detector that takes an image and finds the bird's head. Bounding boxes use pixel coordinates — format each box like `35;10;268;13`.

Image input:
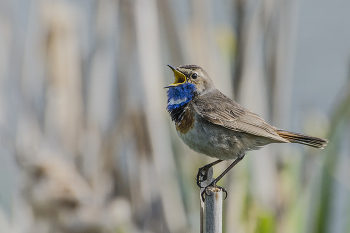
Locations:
165;64;215;111
165;64;215;94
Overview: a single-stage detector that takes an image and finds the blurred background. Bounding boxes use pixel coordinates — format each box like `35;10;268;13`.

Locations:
0;0;349;232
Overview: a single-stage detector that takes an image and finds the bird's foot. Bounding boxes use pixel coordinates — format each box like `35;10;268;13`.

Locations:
200;181;228;202
196;165;212;187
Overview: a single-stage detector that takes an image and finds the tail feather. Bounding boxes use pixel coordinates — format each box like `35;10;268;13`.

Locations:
276;130;328;149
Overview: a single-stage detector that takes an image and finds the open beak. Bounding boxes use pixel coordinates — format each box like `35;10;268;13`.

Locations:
165;64;187;88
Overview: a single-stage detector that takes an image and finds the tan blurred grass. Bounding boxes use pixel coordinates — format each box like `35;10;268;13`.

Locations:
0;0;347;233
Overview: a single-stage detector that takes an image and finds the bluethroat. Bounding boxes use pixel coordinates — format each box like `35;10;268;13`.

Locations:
165;64;328;200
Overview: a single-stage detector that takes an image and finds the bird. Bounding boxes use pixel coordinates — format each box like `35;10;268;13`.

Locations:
165;64;328;200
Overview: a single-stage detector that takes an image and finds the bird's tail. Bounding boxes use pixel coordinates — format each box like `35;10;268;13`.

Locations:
276;129;328;149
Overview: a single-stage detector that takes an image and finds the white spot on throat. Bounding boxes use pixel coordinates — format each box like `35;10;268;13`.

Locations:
168;97;188;105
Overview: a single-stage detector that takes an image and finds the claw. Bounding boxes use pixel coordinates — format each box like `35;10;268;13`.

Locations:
200;182;228;202
201;186;212;202
221;187;228;200
201;190;207;202
205;187;211;196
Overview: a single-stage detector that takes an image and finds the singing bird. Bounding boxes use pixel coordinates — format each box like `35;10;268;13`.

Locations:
165;64;328;199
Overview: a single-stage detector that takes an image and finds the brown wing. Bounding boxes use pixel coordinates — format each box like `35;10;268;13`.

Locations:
192;90;288;142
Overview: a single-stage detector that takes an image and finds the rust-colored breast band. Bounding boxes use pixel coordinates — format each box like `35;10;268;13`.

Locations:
176;108;195;134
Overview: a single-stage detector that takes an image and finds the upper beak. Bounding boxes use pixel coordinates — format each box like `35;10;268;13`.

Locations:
165;64;187;88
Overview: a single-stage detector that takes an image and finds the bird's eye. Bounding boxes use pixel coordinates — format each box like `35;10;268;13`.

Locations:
192;73;198;79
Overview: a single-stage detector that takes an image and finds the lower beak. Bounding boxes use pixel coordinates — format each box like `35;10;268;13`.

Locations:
165;64;187;88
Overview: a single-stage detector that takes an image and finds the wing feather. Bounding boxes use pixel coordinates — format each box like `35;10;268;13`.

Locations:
192;90;288;142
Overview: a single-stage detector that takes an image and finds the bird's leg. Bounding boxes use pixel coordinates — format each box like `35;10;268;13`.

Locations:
196;159;223;187
201;153;245;201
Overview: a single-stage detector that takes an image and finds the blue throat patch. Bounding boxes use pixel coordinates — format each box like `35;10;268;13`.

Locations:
166;82;196;112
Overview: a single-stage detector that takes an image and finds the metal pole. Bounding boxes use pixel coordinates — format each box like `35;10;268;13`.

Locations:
199;167;223;233
205;187;223;233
